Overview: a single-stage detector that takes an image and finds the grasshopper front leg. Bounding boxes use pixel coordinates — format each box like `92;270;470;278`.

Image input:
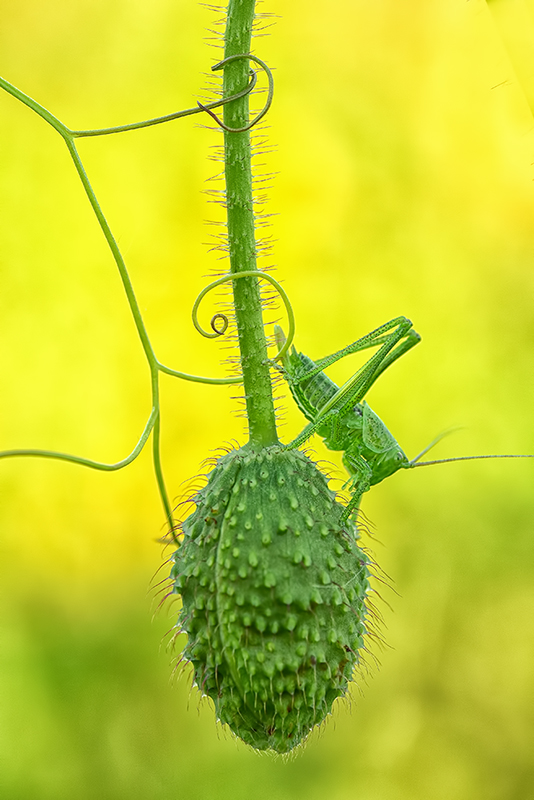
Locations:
340;452;373;520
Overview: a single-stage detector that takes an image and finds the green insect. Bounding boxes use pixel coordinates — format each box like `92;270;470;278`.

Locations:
275;316;534;522
274;316;420;518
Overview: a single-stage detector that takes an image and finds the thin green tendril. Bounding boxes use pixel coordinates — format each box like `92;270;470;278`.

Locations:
0;68;258;140
191;270;295;362
0;57;279;530
197;54;273;133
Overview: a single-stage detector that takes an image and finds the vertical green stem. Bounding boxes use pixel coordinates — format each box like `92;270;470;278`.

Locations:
223;0;278;448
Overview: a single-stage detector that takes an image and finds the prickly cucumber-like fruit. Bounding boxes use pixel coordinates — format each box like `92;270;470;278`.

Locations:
170;445;370;753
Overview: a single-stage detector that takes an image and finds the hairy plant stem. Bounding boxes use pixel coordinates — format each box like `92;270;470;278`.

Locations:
223;0;278;449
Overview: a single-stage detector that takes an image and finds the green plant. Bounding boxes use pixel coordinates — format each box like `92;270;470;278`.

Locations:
0;0;371;753
0;53;272;529
2;0;533;758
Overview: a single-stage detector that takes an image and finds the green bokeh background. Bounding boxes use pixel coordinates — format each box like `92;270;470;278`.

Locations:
1;1;534;798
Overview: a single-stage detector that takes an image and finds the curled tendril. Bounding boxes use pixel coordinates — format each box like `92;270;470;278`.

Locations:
197;54;274;133
0;61;258;141
192;270;295;363
69;67;259;138
0;55;279;530
210;313;229;335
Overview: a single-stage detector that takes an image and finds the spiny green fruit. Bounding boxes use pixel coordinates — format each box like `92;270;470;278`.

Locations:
170;445;370;753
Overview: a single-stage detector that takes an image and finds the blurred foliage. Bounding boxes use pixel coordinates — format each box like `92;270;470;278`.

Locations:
1;0;534;798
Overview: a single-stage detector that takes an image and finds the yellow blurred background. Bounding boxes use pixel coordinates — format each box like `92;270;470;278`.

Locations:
1;0;534;797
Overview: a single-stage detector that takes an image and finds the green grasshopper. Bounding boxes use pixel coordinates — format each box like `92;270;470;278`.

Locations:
274;316;422;520
275;316;534;521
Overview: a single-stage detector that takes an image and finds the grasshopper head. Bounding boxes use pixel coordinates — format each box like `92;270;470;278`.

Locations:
361;402;411;485
369;446;411;486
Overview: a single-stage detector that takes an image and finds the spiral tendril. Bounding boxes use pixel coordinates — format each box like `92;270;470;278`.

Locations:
0;50;280;529
192;270;295;362
198;54;274;133
210;313;229;335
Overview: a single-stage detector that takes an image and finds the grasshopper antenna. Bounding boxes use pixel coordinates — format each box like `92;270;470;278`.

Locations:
412;453;534;468
410;428;534;468
409;427;463;466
